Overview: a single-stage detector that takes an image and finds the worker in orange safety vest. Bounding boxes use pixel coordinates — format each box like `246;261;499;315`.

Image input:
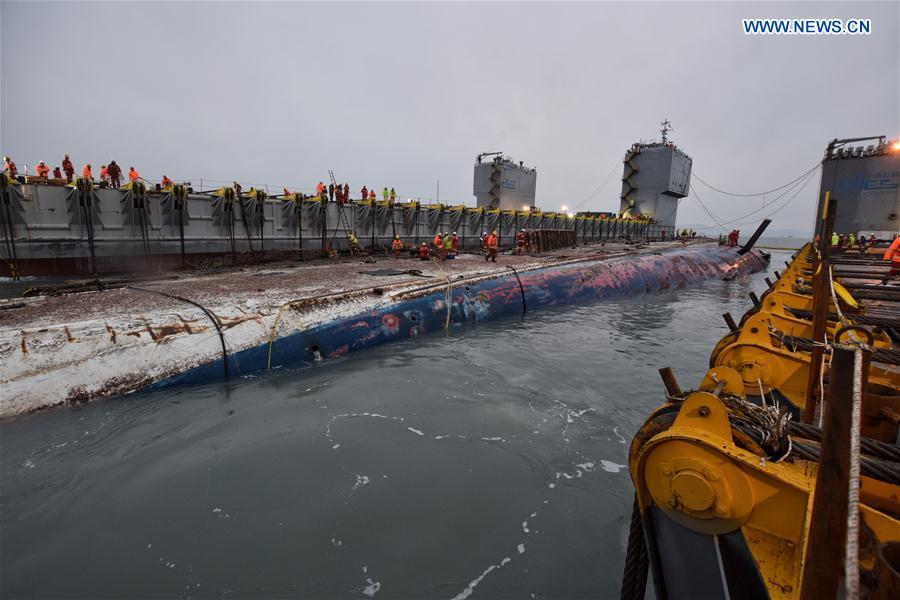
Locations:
883;234;900;281
4;156;17;178
433;232;444;260
484;230;498;262
391;235;403;257
82;163;93;180
161;174;174;188
128;167;140;182
35;161;50;178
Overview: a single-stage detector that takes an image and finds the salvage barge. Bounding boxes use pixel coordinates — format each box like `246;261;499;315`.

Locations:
0;239;769;417
621;136;900;600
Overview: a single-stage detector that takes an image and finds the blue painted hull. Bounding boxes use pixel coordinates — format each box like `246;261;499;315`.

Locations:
155;245;768;390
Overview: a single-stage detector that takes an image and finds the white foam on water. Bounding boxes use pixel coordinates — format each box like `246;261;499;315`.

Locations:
613;426;627;444
407;427;424;436
352;475;370;490
576;461;595;472
360;567;381;598
452;564;497;600
600;459;627;473
517;544;525;554
522;520;530;533
362;579;381;597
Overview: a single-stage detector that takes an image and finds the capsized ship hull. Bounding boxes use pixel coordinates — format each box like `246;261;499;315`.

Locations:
0;243;768;417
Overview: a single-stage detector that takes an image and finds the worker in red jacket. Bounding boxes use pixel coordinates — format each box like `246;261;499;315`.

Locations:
106;161;121;187
418;242;429;260
35;161;50;178
161;174;174;188
516;229;527;254
52;166;62;179
451;232;459;255
360;185;368;201
61;154;74;182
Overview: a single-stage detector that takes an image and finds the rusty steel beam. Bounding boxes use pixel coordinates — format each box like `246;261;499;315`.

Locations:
799;345;870;600
722;312;739;332
658;367;683;397
804;196;837;423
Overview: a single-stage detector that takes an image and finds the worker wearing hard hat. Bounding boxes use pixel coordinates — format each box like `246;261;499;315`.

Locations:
433;232;444;260
517;229;527;254
4;156;17;178
442;232;453;258
391;235;403;258
35;161;49;178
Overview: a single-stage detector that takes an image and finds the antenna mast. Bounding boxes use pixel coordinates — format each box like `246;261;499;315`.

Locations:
660;119;673;144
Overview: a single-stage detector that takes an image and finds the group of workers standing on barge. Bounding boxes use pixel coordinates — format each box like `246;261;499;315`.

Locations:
5;154;170;191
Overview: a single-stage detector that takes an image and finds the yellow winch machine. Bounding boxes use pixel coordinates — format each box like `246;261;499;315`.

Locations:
621;243;899;600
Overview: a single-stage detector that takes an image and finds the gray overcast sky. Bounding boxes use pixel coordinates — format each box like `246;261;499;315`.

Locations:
2;1;898;233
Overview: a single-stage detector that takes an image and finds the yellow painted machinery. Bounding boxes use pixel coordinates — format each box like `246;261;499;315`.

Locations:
621;245;900;600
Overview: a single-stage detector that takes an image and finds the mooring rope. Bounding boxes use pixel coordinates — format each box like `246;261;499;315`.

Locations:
619;495;650;600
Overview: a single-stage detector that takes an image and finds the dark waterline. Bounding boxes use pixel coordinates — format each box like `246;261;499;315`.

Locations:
0;251;787;599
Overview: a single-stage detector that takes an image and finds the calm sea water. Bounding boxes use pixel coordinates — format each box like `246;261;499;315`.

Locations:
0;251;788;599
